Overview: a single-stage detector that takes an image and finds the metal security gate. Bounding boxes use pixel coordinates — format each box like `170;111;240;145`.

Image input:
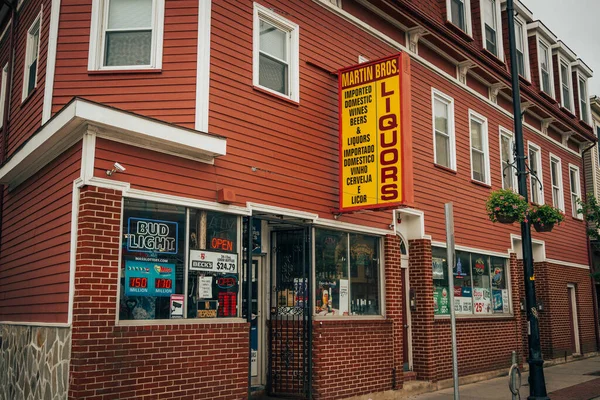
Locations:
268;229;312;398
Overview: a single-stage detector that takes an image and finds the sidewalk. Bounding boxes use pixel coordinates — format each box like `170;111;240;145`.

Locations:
406;356;600;400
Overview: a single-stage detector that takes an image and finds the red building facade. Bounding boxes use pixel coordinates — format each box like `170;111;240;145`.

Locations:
0;0;597;399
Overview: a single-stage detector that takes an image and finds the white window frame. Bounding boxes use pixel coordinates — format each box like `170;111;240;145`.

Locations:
499;127;517;190
469;110;490;184
558;57;574;113
537;37;555;98
446;0;473;36
88;0;165;71
569;164;582;219
528;142;544;205
432;89;456;170
0;63;8;128
253;3;300;103
549;153;564;212
22;10;42;102
578;75;591;125
480;0;504;60
513;15;530;81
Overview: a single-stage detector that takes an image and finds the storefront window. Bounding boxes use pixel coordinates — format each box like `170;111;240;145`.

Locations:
432;247;510;316
119;199;186;320
119;199;241;321
315;229;380;316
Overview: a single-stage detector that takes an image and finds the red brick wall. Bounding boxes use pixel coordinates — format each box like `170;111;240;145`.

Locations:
312;319;394;399
408;239;435;381
384;234;404;387
69;186;249;400
535;262;597;359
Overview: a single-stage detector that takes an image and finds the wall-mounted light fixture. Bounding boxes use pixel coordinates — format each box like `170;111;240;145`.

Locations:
106;162;126;176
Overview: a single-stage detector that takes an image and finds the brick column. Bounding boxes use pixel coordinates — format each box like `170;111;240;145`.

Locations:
384;234;403;388
69;186;122;399
408;239;436;382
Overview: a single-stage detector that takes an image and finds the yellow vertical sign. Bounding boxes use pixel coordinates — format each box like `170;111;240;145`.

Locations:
339;56;403;211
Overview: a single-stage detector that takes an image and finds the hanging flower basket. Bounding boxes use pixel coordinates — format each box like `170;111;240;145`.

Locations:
533;222;555;233
528;204;564;233
486;189;528;224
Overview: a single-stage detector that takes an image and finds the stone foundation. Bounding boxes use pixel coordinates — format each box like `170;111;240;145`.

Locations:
0;325;71;400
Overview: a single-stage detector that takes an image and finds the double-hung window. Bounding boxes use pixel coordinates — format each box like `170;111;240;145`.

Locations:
597;125;600;166
22;12;41;101
447;0;471;35
88;0;165;70
569;165;582;218
469;111;489;184
538;40;553;96
579;77;589;123
432;89;455;170
0;63;8;127
500;129;516;190
549;155;564;211
528;143;544;204
560;61;573;111
253;4;300;102
481;0;502;58
514;19;526;77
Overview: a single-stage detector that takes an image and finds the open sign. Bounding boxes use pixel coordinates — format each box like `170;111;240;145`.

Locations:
211;237;233;251
217;275;237;289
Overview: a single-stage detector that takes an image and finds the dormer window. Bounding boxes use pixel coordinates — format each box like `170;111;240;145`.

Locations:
579;77;589;123
538;40;553;97
447;0;472;35
481;0;503;59
559;61;573;111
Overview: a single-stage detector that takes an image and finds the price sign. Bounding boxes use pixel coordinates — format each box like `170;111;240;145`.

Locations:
189;250;238;273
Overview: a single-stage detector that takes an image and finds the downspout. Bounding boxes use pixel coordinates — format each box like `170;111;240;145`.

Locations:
0;1;17;257
581;141;600;351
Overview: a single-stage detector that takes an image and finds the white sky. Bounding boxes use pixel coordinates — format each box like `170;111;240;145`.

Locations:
523;0;600;96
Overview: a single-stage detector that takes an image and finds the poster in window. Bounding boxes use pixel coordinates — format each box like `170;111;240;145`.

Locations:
473;287;491;314
125;260;175;297
493;289;503;313
338;279;349;315
502;289;510;313
189;250;238;273
170;294;184;319
491;266;504;288
453;256;468;278
455;297;473;314
432;257;445;279
198;276;213;299
433;287;450;315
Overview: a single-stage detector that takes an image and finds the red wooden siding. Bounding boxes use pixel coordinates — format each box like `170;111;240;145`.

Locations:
5;0;52;158
52;0;199;127
0;142;81;323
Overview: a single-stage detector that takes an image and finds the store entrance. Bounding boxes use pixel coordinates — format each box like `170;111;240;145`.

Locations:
267;228;312;398
243;257;265;387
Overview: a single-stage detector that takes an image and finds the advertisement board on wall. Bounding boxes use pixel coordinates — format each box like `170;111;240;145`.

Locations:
189;250;238;273
125;260;175;297
338;53;413;212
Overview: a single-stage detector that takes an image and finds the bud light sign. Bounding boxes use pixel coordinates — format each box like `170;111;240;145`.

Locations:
127;218;178;254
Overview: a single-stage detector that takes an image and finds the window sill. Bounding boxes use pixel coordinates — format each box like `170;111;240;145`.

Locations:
579;119;593;129
481;48;504;65
20;88;37;107
539;90;556;104
88;68;162;75
560;106;576;119
571;215;584;222
116;317;248;327
434;163;457;174
434;314;514;321
444;20;474;42
471;179;491;189
253;85;300;106
519;75;532;86
314;315;386;322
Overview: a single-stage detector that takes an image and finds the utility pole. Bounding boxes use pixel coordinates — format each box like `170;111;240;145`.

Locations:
505;1;549;398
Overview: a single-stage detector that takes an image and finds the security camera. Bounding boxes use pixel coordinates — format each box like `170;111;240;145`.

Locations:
106;162;126;176
113;162;126;173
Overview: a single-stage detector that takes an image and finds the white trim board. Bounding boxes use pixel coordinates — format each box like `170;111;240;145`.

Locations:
195;0;211;132
0;98;227;189
42;0;61;124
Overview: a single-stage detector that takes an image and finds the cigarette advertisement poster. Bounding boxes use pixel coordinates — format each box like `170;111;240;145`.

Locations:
338;53;413;212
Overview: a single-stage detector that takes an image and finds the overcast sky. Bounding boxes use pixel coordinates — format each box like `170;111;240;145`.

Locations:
523;0;600;96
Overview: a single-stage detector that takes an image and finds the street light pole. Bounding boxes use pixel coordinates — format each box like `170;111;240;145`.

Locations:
505;1;549;398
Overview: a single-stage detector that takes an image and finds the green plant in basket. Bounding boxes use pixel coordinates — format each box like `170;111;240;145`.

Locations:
485;189;528;223
528;204;564;232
